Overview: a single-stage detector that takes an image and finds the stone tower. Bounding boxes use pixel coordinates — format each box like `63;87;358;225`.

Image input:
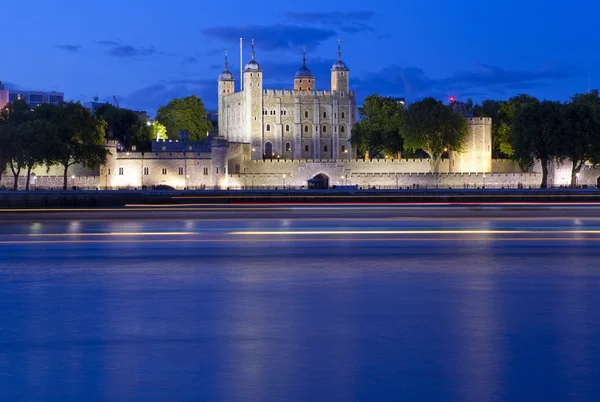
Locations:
331;39;349;94
217;51;235;139
243;39;264;160
294;47;314;91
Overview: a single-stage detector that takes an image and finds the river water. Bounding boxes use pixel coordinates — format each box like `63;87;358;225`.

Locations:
1;208;600;401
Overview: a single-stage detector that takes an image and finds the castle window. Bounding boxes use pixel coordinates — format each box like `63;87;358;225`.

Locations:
162;168;167;175
299;79;302;83
341;92;344;97
341;145;346;153
324;145;328;152
144;167;149;175
323;111;327;118
266;124;271;132
286;143;291;152
322;125;327;133
250;73;253;77
304;111;308;118
108;169;111;175
216;167;219;174
254;116;257;121
341;112;345;119
304;125;309;132
223;90;226;94
178;167;184;175
285;124;290;132
250;83;253;87
118;167;123;175
203;167;208;175
341;72;344;76
340;126;345;133
304;145;309;152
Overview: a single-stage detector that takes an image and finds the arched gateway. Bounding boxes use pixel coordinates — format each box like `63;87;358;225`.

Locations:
308;173;329;189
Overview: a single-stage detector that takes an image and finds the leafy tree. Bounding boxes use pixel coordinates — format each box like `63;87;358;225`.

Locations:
95;104;142;150
35;102;108;190
0;124;26;190
403;97;468;172
156;95;213;142
133;120;167;151
496;94;539;157
0;98;31;124
512;100;563;188
559;92;600;187
351;95;403;159
21;120;57;190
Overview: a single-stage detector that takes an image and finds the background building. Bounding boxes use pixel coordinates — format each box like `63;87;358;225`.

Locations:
0;81;64;109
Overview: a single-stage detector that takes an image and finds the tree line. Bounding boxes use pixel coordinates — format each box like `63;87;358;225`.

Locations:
352;92;600;188
0;94;213;191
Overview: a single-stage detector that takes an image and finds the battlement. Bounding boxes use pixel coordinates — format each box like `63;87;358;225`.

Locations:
261;89;355;99
467;117;492;125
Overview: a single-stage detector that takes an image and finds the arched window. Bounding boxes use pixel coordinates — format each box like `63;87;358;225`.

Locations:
304;111;308;118
340;125;345;133
341;145;346;153
266;124;271;132
324;145;328;152
322;125;327;133
304;125;309;132
304;145;309;152
286;143;291;152
323;111;327;118
285;124;290;132
341;112;345;119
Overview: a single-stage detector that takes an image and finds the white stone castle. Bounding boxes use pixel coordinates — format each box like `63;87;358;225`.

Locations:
4;39;600;190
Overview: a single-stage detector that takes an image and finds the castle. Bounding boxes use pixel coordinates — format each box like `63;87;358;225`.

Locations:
3;39;600;190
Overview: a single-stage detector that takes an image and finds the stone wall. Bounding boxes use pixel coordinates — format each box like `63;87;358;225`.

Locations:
0;175;99;190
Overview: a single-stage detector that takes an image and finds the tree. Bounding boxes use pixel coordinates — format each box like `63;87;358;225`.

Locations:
403;97;468;172
35;102;108;190
20;120;57;190
95;104;143;150
351;95;403;159
133;120;167;151
0;99;33;189
496;94;539;157
156;95;213;142
559;92;600;187
512;100;563;188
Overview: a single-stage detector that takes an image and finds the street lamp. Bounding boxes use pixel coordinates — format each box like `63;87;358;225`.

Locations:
186;174;190;190
282;174;286;189
71;175;75;190
483;174;486;189
576;172;580;188
341;175;345;186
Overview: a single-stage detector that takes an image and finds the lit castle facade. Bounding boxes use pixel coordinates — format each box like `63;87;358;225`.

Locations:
218;40;356;161
6;39;597;190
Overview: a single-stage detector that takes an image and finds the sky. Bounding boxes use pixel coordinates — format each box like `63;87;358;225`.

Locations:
3;0;600;117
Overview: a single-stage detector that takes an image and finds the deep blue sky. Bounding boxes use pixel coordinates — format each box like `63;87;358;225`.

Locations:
3;0;599;116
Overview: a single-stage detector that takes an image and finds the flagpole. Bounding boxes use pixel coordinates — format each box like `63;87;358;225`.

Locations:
240;38;243;91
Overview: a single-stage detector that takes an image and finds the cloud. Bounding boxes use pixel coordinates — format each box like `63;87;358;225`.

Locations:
118;77;216;116
182;56;198;65
96;40;174;59
283;11;376;33
352;63;577;102
201;25;337;51
55;44;82;53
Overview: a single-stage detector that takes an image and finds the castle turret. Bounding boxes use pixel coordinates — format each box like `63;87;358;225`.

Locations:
294;47;314;92
331;39;349;94
243;39;264;159
217;50;235;139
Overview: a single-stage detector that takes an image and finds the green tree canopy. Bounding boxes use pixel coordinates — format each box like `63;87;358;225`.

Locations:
95;104;145;150
495;94;539;157
403;97;468;172
156;95;213;142
512;100;563;188
473;99;507;158
351;95;403;159
34;102;108;190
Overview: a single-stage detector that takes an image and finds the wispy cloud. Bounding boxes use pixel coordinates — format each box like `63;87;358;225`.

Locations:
201;25;337;51
96;39;174;59
283;11;376;33
118;77;216;116
352;63;577;101
182;56;198;65
55;44;82;53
